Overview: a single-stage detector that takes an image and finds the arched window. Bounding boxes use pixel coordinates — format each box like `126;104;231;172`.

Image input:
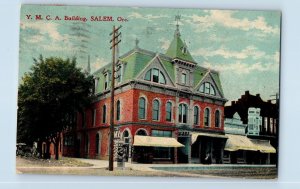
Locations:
199;82;216;96
138;97;146;119
204;108;210;127
215;110;220;128
152;99;160;121
178;103;188;123
122;130;130;144
102;105;106;123
194;106;199;125
136;129;147;136
166;102;172;122
144;68;166;84
95;133;100;154
116;100;121;121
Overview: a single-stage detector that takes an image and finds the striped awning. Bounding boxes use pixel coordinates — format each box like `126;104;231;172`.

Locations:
133;135;184;148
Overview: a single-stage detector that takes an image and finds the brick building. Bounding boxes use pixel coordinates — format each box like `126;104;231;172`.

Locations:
63;23;227;164
224;91;279;164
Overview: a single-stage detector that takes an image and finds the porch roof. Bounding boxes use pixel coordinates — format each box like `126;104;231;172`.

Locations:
133;135;184;148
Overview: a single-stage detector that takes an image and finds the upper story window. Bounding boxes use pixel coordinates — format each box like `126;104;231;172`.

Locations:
181;73;187;84
194;106;199;125
215;110;220;128
138;97;146;119
104;73;109;90
116;100;121;121
102;105;106;123
178;103;188;123
152;99;160;121
116;64;123;83
199;82;216;96
204;108;210;127
166;102;172;122
94;77;99;94
92;109;96;127
144;68;166;84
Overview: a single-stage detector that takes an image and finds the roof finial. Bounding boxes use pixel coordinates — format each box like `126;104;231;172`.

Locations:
135;38;139;48
175;14;181;37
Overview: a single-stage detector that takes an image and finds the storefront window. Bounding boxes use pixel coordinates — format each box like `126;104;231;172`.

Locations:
152;130;172;159
152;130;172;137
95;133;99;154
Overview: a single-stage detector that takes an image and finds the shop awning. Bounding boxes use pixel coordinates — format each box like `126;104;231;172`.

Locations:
225;134;276;153
191;132;227;144
224;134;258;151
250;139;276;153
133;135;184;148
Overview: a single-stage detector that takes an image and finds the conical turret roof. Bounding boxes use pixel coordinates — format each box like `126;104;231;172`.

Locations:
165;26;195;63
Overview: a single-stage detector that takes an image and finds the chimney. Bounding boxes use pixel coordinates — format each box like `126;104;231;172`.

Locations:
245;91;250;95
231;101;236;106
256;94;260;98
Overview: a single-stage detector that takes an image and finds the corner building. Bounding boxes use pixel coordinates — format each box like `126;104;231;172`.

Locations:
64;24;227;164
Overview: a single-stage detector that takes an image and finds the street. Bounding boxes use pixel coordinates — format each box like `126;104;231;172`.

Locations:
16;157;277;179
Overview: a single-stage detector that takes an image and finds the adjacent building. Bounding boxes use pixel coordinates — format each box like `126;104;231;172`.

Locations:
224;91;278;164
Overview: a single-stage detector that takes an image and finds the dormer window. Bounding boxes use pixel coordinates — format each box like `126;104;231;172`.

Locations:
144;68;166;84
181;46;187;54
199;82;216;96
104;73;109;90
116;64;123;83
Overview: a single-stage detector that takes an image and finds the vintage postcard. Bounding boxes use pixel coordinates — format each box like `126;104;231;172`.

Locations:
17;4;280;179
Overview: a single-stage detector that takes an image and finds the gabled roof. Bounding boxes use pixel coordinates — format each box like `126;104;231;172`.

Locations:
120;50;154;82
93;27;225;100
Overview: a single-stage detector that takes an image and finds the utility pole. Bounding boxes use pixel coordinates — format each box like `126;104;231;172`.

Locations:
109;25;122;171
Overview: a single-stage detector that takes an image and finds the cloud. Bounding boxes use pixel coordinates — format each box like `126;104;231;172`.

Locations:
128;12;168;21
26;34;44;43
93;57;108;71
191;46;267;60
20;21;69;41
186;10;279;34
158;38;170;50
203;52;279;74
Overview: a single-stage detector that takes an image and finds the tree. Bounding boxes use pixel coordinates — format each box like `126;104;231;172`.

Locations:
17;55;94;160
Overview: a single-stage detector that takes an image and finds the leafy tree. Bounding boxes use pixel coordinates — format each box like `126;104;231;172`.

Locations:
17;56;94;160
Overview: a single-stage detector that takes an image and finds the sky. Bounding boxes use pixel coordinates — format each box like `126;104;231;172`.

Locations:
19;5;281;104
